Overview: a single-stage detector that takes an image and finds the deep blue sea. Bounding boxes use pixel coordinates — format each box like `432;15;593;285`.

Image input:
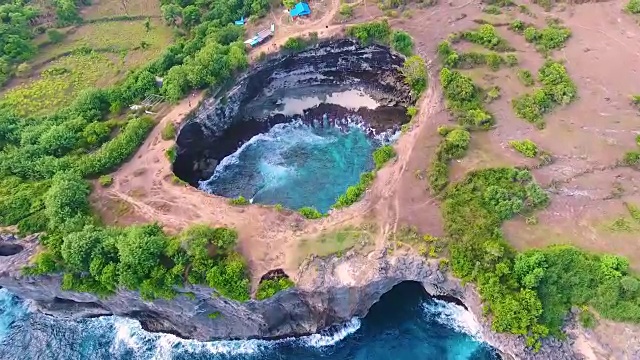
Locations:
198;121;378;213
0;282;499;360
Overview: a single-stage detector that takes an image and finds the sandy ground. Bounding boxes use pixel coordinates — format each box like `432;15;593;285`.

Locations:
89;0;640;356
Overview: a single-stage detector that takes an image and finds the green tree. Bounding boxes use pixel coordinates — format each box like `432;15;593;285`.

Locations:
402;55;427;95
44;172;90;230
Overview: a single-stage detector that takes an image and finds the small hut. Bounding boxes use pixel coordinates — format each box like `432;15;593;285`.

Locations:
290;2;311;19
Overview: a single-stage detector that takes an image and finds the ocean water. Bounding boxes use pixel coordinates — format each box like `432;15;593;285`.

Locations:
198;120;378;213
0;282;499;360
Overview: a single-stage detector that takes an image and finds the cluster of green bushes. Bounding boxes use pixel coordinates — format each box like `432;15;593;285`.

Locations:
346;20;393;45
438;66;494;129
282;33;319;52
346;20;415;56
256;276;295;300
512;60;577;128
373;145;396;169
509;19;571;53
0;0;273;302
451;24;514;52
0;3;39;85
509;139;538;158
26;222;251;301
441;167;639;348
428;127;471;193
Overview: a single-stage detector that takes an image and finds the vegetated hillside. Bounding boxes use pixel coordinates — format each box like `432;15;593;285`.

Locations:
1;0;277;301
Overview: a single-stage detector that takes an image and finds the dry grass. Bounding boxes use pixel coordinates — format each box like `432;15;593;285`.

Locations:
81;0;162;20
294;223;377;266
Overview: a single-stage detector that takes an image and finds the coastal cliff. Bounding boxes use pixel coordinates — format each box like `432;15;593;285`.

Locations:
0;234;596;359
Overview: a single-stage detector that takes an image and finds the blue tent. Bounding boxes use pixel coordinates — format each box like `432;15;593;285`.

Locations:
290;2;311;17
234;16;245;25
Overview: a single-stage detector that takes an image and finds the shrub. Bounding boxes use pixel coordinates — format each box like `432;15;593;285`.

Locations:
407;106;418;117
579;308;597;329
428;160;449;193
339;4;354;18
208;311;221;319
628;0;640;14
76;117;156;177
282;37;308;52
517;69;535;86
505;54;518;67
486;53;503;71
47;29;65;44
402;55;428;96
373;145;396;169
98;175;113;187
623;151;640;166
256;277;295;300
391;31;414;56
509;140;538;158
299;206;322;219
229;196;249;205
165;145;176;162
161;122;176;140
486;86;501;102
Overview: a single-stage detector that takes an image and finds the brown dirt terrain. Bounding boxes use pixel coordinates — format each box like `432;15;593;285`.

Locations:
91;0;640;347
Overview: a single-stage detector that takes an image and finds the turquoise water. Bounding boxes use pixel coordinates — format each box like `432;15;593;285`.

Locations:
0;283;499;360
198;121;377;213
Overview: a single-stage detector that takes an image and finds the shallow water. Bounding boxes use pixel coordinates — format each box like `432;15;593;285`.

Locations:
272;90;379;117
0;283;499;360
198;120;378;213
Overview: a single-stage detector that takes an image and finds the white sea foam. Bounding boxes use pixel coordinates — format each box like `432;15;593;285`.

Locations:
111;316;272;358
301;317;361;348
422;299;484;341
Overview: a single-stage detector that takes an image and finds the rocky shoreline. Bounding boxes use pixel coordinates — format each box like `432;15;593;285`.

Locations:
0;234;591;359
173;38;413;185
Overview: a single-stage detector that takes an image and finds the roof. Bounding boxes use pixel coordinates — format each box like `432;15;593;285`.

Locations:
290;2;311;17
244;27;274;46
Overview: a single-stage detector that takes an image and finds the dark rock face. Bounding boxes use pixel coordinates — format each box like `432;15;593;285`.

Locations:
173;39;413;186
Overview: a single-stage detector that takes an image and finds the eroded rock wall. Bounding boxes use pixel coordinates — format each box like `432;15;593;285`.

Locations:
173;39;413;185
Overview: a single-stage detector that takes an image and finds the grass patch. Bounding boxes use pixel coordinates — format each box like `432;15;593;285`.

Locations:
296;224;376;264
0;52;117;117
165;145;176;162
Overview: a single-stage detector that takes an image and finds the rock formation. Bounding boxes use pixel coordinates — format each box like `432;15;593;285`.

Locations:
0;234;605;359
173;38;413;185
